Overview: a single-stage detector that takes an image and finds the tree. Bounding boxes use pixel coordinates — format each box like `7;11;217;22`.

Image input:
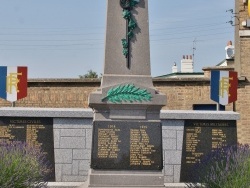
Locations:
79;70;98;78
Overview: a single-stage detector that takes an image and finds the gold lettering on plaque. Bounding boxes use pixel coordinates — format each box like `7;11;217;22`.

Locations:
0;124;25;141
97;126;121;159
0;121;48;155
185;127;203;164
26;124;45;148
185;122;230;164
130;126;156;166
212;129;227;150
10;120;42;124
0;126;14;139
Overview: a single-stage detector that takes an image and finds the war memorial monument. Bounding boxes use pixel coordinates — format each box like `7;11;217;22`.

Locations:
87;0;238;187
0;0;240;187
88;0;166;187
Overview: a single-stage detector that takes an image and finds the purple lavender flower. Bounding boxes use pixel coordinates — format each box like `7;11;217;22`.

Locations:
0;140;52;188
186;144;250;188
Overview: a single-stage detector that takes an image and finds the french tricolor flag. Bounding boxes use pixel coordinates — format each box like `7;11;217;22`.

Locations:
0;66;28;102
210;70;238;105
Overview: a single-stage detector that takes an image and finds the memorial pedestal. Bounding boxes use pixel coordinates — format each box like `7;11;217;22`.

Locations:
88;90;166;188
87;107;166;187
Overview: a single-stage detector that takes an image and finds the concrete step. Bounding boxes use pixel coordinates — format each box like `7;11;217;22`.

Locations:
48;182;187;188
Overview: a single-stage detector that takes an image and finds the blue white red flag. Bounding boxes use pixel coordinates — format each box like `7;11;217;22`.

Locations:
210;70;238;105
0;66;28;102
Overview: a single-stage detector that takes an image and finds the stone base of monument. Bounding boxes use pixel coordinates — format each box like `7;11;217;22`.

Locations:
87;169;165;187
47;182;82;188
47;182;187;188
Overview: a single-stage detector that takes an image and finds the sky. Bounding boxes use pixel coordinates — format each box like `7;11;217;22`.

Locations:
0;0;235;78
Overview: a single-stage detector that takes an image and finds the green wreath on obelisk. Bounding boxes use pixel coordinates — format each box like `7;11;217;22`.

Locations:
102;84;152;103
120;0;139;57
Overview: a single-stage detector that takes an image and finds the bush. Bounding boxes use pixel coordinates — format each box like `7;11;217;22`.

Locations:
186;144;250;188
0;141;52;188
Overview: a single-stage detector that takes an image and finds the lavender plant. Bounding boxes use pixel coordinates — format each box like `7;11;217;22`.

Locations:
0;141;52;188
186;144;250;188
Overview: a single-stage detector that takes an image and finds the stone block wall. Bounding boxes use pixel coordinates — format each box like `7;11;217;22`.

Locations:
52;118;184;183
53;118;93;182
162;120;184;183
0;108;240;183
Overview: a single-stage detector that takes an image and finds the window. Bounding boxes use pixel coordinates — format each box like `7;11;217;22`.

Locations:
193;104;225;111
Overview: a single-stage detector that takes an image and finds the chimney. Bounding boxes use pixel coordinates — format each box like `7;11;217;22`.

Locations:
181;55;194;73
172;62;178;73
225;40;234;60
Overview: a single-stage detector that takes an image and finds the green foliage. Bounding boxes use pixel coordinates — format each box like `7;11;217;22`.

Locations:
122;9;131;19
122;39;129;56
79;69;98;78
127;31;134;39
0;141;52;188
130;0;139;7
120;0;130;9
186;144;250;188
102;84;152;103
120;0;139;9
128;18;137;31
121;0;138;58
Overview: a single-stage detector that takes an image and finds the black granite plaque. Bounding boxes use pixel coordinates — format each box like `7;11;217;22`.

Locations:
0;117;55;181
91;121;163;170
180;120;237;182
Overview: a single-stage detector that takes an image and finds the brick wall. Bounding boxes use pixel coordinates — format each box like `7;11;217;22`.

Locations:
0;79;99;108
235;0;250;144
236;82;250;144
0;78;216;110
1;78;248;143
154;78;214;110
240;38;250;77
0;78;250;143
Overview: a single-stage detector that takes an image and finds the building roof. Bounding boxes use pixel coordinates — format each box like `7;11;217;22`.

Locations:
216;59;227;66
154;72;204;78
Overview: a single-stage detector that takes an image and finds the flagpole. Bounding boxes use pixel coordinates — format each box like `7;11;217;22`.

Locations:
11;102;15;107
233;101;236;112
216;103;219;111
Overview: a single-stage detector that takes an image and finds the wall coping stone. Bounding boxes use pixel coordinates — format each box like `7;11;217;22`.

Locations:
25;77;247;84
0;108;239;120
202;66;234;71
0;107;93;118
161;110;240;120
27;78;211;83
28;78;101;83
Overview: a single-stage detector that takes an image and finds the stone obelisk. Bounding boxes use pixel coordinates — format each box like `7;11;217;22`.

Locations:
88;0;166;187
100;0;152;88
